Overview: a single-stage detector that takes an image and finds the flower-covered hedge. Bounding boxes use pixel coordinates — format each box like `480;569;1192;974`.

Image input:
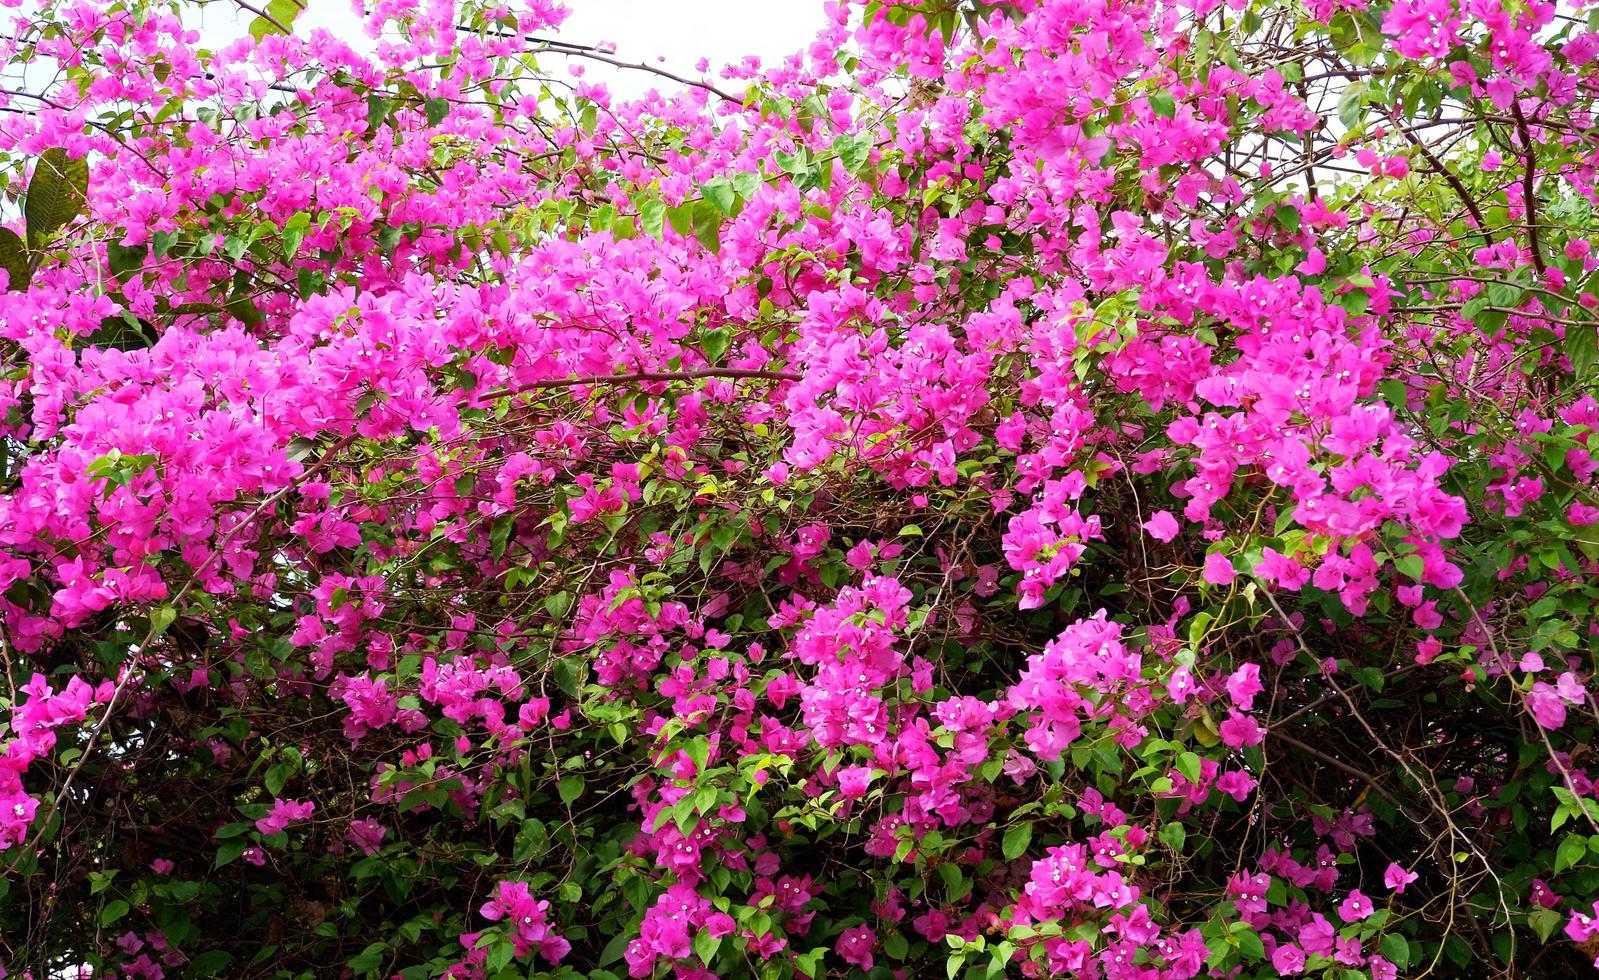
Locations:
3;0;1599;976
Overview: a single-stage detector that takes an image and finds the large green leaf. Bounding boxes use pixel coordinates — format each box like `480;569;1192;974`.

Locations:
248;0;304;40
25;148;88;249
1567;324;1598;378
88;314;154;351
0;228;28;291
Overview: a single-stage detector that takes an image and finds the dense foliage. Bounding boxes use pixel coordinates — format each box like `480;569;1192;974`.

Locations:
4;0;1599;975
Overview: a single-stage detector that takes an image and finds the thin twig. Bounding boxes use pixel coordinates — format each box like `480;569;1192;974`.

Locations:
480;368;800;401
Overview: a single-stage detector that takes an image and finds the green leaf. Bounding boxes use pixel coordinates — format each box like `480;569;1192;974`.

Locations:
937;861;963;890
26;148;89;249
188;949;234;976
795;948;826;979
1175;751;1202;783
694;786;718;814
1380;933;1410;967
151;230;180;258
267;0;300;26
215;839;248;868
1475;306;1507;332
1567;325;1598;377
667;203;695;239
265;763;289;797
885;932;909;960
836;133;872;173
693;199;723;254
700;178;737;216
148;605;177;636
424;97;450;127
107;240;145;280
1486;282;1523;308
366;96;394;132
599;933;631;966
347;943;388;973
1148;91;1176;118
281;212;312;258
639;198;666;239
694;928;722;965
1337;81;1368;130
0;228;28;292
685;737;710;773
558;773;584;805
1001;821;1033;861
100;899;130;925
1266;877;1289;906
1192;30;1212;82
731;171;763;199
1235;928;1265;961
88;314;154;351
1393;554;1425;580
224;291;264;328
248;0;302;40
1159;821;1186;853
703;327;732;365
946;951;965;980
484;939;514;974
489;513;514;559
1528;907;1562;944
553;657;581;696
1556;833;1587;872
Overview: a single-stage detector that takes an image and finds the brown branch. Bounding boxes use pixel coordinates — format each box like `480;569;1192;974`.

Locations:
1398;124;1490;246
459;25;739;103
1258;588;1519;930
231;0;291;36
481;368;800;401
5;434;355;878
0;88;64;110
546;49;740;105
1273;730;1419;820
1512;102;1547;276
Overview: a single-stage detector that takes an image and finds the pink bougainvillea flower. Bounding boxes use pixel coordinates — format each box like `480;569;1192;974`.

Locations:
1383;863;1418;893
1528;682;1568;729
836;924;876;970
481;881;568;961
1219;711;1265;748
346;819;386;856
255;799;315;835
1271;943;1307;975
1568;903;1599;942
1202;552;1235;586
1338;889;1375;922
836;766;874;799
1142;510;1180;541
1225;663;1263;711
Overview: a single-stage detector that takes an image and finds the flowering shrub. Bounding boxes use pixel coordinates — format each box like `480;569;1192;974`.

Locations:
3;0;1599;976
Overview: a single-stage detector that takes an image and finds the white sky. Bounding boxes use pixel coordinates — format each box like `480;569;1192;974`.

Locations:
278;0;829;98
